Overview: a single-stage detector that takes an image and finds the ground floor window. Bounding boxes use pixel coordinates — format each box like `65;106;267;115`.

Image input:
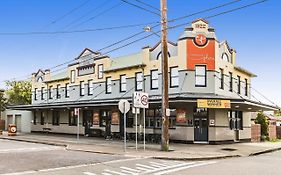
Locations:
40;112;46;125
228;111;243;130
52;111;60;125
69;110;77;126
145;108;176;129
33;112;37;125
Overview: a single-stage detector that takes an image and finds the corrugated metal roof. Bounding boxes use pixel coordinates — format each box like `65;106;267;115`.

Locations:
45;71;69;83
105;53;145;72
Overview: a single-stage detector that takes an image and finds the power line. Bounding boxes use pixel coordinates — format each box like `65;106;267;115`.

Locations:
1;0;267;84
120;0;160;16
168;0;242;22
0;22;158;36
72;2;122;28
132;0;160;12
61;0;111;30
43;0;92;28
250;86;281;108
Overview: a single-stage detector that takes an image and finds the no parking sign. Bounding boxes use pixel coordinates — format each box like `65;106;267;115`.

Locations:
133;92;149;109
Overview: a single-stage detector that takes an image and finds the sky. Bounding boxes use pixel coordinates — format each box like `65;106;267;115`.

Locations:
0;0;280;107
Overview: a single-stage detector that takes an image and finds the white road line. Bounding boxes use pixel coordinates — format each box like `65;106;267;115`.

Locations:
136;167;149;171
121;170;138;175
153;161;217;175
104;169;127;175
149;162;168;167
136;164;156;170
101;173;112;175
83;172;98;175
120;167;141;173
139;162;196;174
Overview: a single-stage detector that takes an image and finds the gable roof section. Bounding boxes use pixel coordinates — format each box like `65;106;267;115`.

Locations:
104;53;145;72
234;66;257;77
75;48;99;60
149;40;177;51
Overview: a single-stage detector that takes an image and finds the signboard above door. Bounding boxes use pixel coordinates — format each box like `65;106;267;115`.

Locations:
197;99;231;109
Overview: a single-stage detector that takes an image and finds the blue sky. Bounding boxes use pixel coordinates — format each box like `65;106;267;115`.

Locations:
0;0;280;107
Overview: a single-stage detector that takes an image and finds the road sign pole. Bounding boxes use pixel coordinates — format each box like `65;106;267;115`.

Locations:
123;102;126;152
135;108;138;151
77;108;80;142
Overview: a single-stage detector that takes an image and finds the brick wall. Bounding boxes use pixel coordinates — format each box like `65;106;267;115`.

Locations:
277;126;281;139
251;124;261;142
268;125;277;140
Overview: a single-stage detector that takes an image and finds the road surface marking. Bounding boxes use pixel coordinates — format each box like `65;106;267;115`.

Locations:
120;167;141;172
104;169;127;175
83;172;97;175
136;164;156;170
153;161;217;175
120;170;138;175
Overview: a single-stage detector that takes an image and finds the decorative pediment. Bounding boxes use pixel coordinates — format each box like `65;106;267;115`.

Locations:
149;41;178;60
191;18;209;33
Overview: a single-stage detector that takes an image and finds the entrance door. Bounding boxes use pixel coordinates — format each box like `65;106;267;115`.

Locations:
15;115;21;132
83;110;93;136
100;110;111;139
194;108;208;142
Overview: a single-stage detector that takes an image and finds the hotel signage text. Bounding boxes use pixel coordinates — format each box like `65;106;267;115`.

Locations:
197;99;231;109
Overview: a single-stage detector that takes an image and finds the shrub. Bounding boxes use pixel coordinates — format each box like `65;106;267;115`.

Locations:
255;112;269;141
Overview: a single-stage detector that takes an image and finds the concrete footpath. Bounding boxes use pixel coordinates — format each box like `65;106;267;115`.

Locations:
1;132;281;160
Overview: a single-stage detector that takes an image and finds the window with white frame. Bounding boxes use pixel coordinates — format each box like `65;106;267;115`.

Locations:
106;77;112;94
80;81;85;96
195;65;206;87
56;84;61;99
151;70;159;89
88;80;94;95
41;87;45;100
170;67;179;87
70;70;75;83
237;75;241;94
34;88;37;100
220;68;224;89
65;83;69;98
98;64;104;79
49;86;53;99
120;75;126;92
135;72;143;91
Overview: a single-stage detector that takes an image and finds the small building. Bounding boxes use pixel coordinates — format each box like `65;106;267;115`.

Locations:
2;109;32;133
9;19;278;144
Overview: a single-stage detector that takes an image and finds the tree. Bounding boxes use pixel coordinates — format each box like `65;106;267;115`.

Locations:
5;81;32;105
255;112;269;141
0;90;7;118
274;109;281;116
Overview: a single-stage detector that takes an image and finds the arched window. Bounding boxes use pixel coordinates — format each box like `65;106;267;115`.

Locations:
222;53;229;62
37;76;44;82
157;52;171;60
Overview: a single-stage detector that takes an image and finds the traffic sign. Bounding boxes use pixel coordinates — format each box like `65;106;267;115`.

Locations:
133;92;149;108
118;100;130;114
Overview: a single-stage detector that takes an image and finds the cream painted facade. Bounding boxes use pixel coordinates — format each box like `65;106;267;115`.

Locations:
10;18;277;144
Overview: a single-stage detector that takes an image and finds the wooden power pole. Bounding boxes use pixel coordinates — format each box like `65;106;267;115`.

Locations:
160;0;169;151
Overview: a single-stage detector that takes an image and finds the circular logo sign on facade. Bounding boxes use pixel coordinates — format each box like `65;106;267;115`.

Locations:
194;34;208;47
10;126;17;133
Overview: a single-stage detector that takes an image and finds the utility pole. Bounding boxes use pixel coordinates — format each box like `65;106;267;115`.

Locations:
160;0;169;151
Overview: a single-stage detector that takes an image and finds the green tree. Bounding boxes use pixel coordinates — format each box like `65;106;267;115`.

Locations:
0;90;7;118
255;112;269;141
275;109;281;116
5;81;32;105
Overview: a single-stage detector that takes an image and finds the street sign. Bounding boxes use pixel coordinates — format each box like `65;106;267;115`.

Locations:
118;100;130;114
74;108;80;116
133;92;149;108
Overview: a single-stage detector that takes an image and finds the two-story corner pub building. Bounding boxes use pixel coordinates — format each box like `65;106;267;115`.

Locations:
12;19;277;144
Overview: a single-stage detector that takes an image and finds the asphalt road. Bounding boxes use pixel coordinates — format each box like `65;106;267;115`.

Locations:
1;139;281;175
0;139;126;174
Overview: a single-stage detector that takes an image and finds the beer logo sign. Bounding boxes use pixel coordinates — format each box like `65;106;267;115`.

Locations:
194;34;208;47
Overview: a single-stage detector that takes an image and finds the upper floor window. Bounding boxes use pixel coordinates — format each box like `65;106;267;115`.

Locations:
195;65;206;87
65;83;70;98
49;86;53;99
237;75;241;94
120;75;126;92
170;67;179;88
80;81;85;96
88;80;94;95
34;88;37;100
151;70;159;89
70;70;75;83
98;64;104;79
106;77;112;94
229;72;233;92
245;78;248;96
41;87;45;100
219;68;224;89
222;53;230;62
37;76;44;82
56;84;61;99
156;52;171;60
135;72;143;91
